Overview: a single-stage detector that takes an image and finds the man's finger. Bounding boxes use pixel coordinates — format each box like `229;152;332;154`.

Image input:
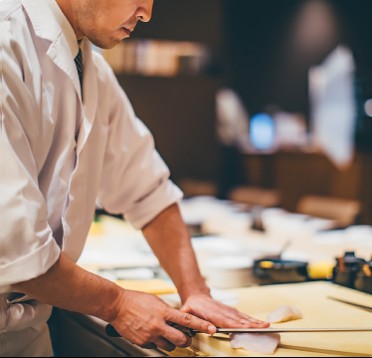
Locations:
167;311;216;335
161;325;192;348
153;337;176;352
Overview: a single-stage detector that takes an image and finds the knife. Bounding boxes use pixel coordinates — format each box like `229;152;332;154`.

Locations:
105;323;372;338
215;327;372;334
327;296;372;312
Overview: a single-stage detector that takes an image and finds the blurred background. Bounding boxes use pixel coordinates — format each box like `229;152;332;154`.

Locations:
101;0;372;225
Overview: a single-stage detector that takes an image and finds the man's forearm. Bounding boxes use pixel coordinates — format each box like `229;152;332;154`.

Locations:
12;253;123;323
142;203;210;301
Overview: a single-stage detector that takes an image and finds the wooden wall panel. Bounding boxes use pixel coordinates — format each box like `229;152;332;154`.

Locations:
117;75;221;182
242;152;367;217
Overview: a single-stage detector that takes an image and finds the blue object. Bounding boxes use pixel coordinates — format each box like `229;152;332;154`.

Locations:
249;113;276;150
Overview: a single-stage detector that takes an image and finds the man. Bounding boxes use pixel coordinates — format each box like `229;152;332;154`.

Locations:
0;0;269;356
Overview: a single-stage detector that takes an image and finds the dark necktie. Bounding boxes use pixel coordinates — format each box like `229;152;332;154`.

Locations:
74;47;83;96
74;48;83;139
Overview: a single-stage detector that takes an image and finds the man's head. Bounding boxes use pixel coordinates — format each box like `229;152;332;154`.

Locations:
56;0;153;49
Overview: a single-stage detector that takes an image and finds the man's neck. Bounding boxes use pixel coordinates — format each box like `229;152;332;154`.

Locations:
55;0;83;40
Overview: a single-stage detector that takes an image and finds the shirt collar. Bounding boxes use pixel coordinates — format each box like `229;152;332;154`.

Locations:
48;0;79;58
22;0;79;58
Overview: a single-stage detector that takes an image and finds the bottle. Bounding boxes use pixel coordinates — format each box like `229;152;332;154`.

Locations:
354;256;372;294
332;251;365;289
250;205;265;232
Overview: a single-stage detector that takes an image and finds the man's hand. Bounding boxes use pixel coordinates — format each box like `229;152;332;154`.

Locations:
109;290;216;351
142;203;269;335
180;293;270;329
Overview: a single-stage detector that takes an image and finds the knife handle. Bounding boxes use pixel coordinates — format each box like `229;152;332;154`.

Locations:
105;322;197;338
168;322;197;337
105;324;121;337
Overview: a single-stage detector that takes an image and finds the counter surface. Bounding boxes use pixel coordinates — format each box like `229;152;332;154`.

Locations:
53;281;372;357
187;281;372;357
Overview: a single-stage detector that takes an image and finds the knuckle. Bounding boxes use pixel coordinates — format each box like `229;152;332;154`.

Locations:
182;313;192;325
178;336;192;348
173;334;188;347
137;339;148;348
138;333;154;347
147;322;157;332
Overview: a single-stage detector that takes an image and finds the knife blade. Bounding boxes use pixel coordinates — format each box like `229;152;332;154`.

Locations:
216;327;372;334
105;324;372;338
327;296;372;312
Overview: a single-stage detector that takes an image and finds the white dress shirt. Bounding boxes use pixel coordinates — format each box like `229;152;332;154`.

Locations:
0;0;182;355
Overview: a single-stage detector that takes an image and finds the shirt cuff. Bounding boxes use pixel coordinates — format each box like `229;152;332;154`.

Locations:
0;238;61;287
125;180;183;230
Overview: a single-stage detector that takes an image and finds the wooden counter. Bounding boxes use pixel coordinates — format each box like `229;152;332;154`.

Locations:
183;281;372;357
50;281;371;357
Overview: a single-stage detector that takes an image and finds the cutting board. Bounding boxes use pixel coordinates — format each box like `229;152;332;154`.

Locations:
180;282;372;357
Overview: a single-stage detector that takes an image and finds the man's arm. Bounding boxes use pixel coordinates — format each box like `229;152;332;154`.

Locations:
12;254;122;323
142;203;209;300
142;203;270;329
12;253;216;351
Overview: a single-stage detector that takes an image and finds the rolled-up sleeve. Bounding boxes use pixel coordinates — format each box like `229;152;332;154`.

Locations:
0;25;60;288
95;57;183;229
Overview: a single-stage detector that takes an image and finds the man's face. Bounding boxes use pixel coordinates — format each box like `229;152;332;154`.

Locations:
70;0;154;49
